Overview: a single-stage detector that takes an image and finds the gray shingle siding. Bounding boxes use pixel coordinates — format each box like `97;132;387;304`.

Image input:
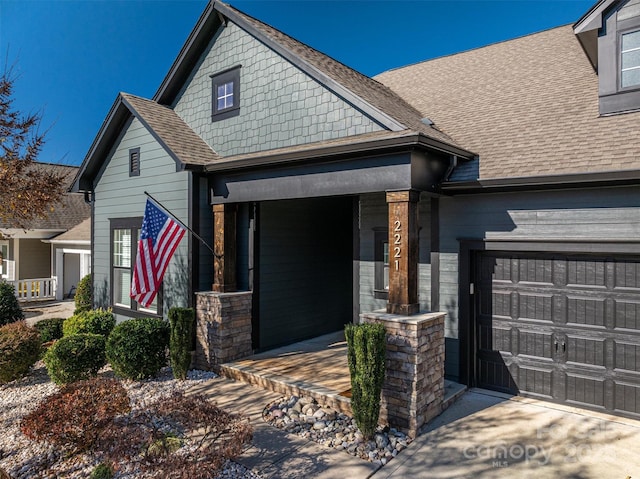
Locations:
173;22;383;157
93;117;190;316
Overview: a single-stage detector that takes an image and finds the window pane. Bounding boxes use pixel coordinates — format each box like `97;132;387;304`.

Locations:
383;265;389;291
113;229;131;267
622;68;640;87
114;268;131;307
216;81;234;111
622;30;640;51
383;242;389;265
139;295;158;314
622;49;640;69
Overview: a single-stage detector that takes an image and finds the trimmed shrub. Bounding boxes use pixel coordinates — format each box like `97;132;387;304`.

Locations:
0;281;24;326
0;321;41;384
168;307;194;380
89;463;114;479
62;309;115;338
43;333;107;384
20;377;130;452
74;274;92;314
106;317;169;380
34;317;65;343
345;322;386;440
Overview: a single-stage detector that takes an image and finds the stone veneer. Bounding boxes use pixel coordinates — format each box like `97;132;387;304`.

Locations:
361;310;445;438
193;291;252;371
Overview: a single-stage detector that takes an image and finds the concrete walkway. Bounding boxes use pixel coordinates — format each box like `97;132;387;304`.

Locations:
374;389;640;479
188;376;380;479
23;299;75;326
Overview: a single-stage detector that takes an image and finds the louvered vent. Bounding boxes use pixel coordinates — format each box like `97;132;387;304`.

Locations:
129;148;140;176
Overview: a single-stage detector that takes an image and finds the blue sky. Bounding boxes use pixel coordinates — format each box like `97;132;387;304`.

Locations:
1;0;594;167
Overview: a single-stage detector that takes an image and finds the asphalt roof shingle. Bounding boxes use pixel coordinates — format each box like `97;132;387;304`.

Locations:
121;93;221;166
375;25;640;180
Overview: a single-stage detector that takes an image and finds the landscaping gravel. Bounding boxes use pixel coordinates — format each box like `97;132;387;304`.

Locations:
0;363;261;479
263;395;412;467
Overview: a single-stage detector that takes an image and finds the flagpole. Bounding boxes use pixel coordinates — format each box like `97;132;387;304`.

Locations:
143;191;215;255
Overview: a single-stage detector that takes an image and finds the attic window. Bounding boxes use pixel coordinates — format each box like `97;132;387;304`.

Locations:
211;66;241;121
621;30;640;88
594;0;640;115
129;148;140;177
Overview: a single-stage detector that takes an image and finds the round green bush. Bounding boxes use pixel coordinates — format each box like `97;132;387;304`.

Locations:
106;317;169;380
63;309;115;338
43;333;107;385
0;281;24;326
0;321;41;384
34;317;65;343
74;274;92;314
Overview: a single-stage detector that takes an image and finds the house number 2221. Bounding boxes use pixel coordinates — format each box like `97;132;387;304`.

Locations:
393;220;401;271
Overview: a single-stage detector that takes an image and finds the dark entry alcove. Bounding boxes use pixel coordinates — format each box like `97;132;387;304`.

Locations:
255;196;353;351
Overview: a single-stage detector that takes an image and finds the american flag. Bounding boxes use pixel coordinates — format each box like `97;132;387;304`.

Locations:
130;199;186;308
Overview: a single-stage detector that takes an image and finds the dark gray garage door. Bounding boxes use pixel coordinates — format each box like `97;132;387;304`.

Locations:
476;251;640;418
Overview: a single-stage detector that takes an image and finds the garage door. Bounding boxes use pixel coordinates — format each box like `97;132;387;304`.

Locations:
475;251;640;418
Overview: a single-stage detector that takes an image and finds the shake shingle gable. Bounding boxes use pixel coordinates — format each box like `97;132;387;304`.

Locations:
216;2;461;148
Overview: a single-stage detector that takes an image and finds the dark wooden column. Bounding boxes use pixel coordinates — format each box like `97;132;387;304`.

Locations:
212;203;237;293
386;190;420;315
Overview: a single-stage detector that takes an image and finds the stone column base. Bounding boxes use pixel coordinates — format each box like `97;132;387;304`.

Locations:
361;310;445;438
193;291;252;371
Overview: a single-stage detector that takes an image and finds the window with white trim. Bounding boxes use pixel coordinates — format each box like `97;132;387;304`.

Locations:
110;218;159;316
621;29;640;88
211;66;241;121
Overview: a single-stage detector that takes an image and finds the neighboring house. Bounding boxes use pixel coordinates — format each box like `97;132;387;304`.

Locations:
72;0;640;421
1;163;91;301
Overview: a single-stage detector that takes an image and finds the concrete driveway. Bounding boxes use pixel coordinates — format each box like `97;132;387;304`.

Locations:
374;389;640;479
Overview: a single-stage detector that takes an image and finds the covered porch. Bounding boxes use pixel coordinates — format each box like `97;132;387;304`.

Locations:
219;330;467;421
194;132;476;437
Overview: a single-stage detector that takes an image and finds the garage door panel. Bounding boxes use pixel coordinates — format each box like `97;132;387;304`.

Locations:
517;365;553;399
615;261;640;290
615;342;640;372
517;328;554;359
567;259;607;288
567;297;607;328
615;382;640;415
518;293;553;322
477;354;517;393
478;323;512;353
484;291;512;318
615;301;640;330
518;257;553;284
565;335;606;367
566;373;606;410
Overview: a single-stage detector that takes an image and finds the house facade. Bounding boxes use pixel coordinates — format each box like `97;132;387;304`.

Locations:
1;163;91;301
73;0;640;421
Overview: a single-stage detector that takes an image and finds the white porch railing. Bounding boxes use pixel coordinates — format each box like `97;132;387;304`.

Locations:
1;260;16;281
12;278;57;302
